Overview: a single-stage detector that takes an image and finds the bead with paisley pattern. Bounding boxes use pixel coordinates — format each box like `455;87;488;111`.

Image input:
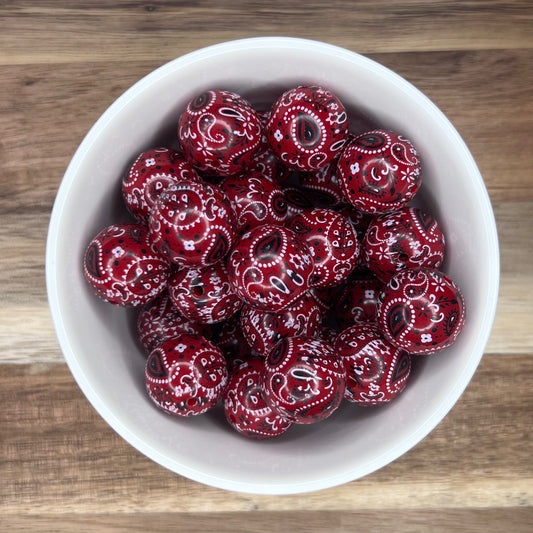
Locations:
335;323;411;404
377;268;466;355
227;224;314;312
178;89;263;177
148;179;237;268
337;129;422;214
363;206;446;283
145;334;228;417
168;261;243;324
262;337;346;424
137;291;206;354
220;171;288;234
224;358;293;439
266;85;349;171
122;147;200;222
83;222;170;307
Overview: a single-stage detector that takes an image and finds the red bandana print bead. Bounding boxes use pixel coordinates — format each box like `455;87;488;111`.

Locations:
240;292;323;357
178;89;262;176
168;261;243;324
137;291;205;353
148;179;236;267
83;222;170;307
377;268;466;355
209;314;253;370
224;358;293;439
335;323;411;404
122;147;200;222
282;186;314;221
287;207;360;287
227;224;314;312
298;161;346;207
363;207;446;283
220;171;288;234
337;129;422;214
263;337;346;424
145;333;228;416
266;85;349;171
336;277;384;329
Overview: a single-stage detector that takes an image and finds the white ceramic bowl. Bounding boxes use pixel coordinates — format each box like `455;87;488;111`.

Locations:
46;37;499;494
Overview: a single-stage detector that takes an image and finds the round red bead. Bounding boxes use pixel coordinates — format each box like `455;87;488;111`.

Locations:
220;171;288;233
363;207;446;282
263;337;346;424
145;334;228;416
377;268;466;355
227;224;314;312
287;208;360;287
266;85;349;171
148;179;236;267
168;262;243;324
210;314;253;370
337;129;422;214
122;147;200;222
83;222;170;307
335;323;411;404
240;292;323;357
178;89;262;176
282;186;314;221
336;277;384;328
224;358;293;439
298;161;346;207
137;291;204;353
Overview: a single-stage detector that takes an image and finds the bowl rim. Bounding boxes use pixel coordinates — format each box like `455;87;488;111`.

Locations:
46;36;500;494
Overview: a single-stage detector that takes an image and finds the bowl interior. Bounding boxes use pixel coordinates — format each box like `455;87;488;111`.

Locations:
46;37;499;494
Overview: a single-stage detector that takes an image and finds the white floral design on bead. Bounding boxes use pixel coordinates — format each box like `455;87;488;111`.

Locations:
421;333;432;343
350;162;360;174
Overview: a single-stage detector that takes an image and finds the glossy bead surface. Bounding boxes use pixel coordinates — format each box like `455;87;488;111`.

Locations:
377;268;466;355
145;334;228;416
266;85;349;171
227;224;314;312
335;323;411;404
224;358;293;439
240;292;323;357
263;337;346;424
83;222;170;307
122;147;200;222
168;262;243;324
337;129;422;214
363;207;446;282
148;179;236;267
336;277;384;328
299;161;345;207
287;208;360;287
210;314;253;370
220;171;288;233
137;291;204;353
178;89;262;176
282;186;314;221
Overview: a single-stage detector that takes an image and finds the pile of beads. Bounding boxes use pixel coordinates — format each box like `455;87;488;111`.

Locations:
84;86;465;439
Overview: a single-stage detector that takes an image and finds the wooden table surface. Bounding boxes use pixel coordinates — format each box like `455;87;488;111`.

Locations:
1;1;532;531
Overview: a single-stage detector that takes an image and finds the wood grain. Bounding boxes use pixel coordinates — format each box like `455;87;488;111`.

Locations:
0;0;531;66
1;0;532;529
3;509;533;533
